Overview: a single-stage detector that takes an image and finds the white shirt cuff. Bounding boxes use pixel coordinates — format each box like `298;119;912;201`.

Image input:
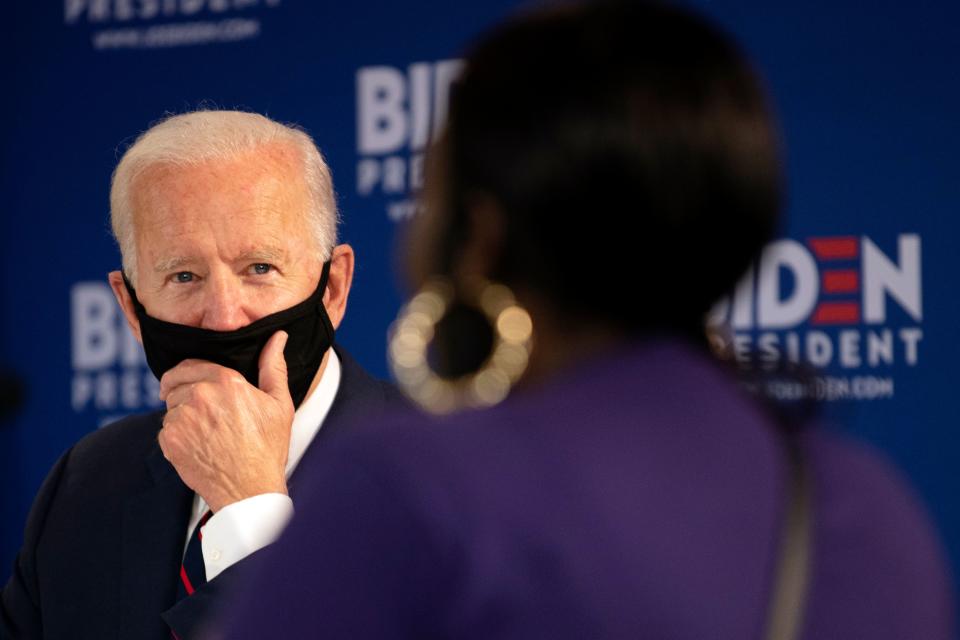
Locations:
200;493;294;580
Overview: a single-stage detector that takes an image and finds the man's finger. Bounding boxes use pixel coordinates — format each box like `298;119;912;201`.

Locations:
159;360;244;400
163;382;201;410
258;331;290;403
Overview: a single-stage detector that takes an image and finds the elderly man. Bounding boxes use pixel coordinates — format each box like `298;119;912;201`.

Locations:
1;110;402;639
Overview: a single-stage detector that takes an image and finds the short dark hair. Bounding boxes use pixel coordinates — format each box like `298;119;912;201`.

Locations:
430;0;782;334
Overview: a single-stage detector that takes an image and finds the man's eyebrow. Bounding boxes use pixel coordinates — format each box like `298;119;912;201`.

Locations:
151;247;287;274
153;256;195;273
237;247;286;263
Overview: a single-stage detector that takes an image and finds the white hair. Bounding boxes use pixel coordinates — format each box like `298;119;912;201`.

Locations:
110;109;338;281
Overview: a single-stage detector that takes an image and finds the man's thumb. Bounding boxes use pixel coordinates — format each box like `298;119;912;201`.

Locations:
259;331;291;402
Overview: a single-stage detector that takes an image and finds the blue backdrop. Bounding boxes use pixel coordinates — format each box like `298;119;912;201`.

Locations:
2;0;958;616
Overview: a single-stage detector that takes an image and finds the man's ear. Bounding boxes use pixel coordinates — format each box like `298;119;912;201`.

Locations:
323;245;355;331
108;270;143;344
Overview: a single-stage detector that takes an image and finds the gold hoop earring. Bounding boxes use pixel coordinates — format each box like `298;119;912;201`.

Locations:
388;278;534;414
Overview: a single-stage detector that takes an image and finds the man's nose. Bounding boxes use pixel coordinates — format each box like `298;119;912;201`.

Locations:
200;275;249;331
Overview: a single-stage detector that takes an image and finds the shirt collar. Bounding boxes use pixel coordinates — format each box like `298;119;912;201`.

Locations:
286;348;341;477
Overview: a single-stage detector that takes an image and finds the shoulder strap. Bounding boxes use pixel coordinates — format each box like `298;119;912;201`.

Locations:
764;436;813;640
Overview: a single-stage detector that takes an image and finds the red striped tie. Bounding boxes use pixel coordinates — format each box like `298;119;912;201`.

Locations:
176;509;213;601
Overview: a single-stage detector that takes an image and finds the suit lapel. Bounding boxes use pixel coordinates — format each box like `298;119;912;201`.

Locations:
119;441;193;639
288;346;402;489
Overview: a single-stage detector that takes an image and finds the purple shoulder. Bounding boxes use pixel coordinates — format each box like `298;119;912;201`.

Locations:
800;429;955;639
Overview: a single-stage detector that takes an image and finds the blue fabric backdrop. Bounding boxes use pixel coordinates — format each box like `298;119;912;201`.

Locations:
2;0;958;616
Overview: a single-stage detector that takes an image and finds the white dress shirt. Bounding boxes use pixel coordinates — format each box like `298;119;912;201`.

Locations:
182;350;342;580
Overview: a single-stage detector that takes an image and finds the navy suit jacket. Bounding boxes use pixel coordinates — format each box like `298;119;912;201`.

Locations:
1;348;403;640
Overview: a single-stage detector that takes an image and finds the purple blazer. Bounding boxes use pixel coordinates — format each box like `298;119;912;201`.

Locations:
222;340;953;639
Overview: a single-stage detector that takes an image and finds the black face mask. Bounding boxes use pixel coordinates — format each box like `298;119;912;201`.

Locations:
124;261;334;408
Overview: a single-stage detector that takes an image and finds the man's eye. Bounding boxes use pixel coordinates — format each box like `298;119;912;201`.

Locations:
174;272;194;283
251;263;273;275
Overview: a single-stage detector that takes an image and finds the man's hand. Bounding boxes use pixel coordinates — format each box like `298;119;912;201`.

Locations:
158;331;294;513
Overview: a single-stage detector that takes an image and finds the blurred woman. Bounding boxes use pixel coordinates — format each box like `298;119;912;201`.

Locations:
222;2;953;638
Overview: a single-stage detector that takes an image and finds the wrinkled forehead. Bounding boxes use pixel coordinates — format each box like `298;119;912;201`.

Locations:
131;140;307;203
128;147;315;262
